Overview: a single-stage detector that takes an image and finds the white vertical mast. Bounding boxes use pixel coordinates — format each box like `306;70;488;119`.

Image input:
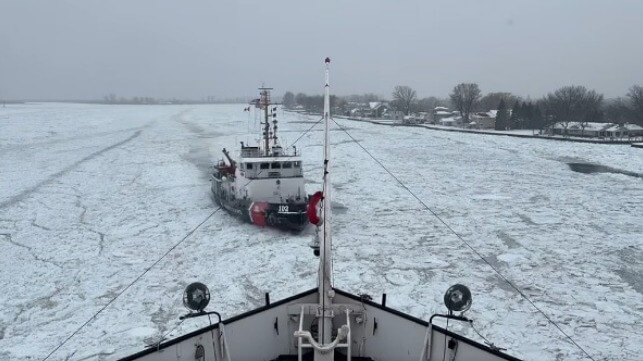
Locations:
295;58;350;361
259;87;273;156
319;57;333;345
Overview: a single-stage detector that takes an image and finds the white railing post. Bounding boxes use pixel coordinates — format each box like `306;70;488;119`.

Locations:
218;323;232;361
419;324;433;361
298;306;305;361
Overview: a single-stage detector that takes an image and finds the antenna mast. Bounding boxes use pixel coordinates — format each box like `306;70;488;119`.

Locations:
295;58;351;361
319;57;333;346
259;87;273;156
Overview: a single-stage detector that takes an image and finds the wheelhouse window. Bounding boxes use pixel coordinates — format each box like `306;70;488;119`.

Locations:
282;162;292;168
294;161;301;168
246;163;253;170
260;163;269;170
271;162;281;169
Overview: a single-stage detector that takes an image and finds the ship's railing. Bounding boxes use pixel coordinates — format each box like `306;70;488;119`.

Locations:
241;172;303;179
239;153;300;159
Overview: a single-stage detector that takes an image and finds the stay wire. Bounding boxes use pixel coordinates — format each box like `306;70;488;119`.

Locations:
331;118;597;361
156;318;185;349
41;207;222;361
290;116;324;147
469;321;505;351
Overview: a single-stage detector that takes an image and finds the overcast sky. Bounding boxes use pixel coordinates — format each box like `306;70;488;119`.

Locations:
1;0;642;100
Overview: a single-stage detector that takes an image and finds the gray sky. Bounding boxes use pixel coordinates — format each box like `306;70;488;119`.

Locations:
1;0;642;100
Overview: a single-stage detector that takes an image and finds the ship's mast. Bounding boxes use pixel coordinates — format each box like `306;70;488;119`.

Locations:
259;87;273;156
319;57;333;346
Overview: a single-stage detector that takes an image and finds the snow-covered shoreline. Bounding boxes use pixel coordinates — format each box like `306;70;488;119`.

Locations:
332;114;640;144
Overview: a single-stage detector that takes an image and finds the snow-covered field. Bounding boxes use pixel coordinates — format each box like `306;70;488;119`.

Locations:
0;103;641;361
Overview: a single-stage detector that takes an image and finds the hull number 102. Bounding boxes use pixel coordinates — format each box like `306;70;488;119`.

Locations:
278;205;289;213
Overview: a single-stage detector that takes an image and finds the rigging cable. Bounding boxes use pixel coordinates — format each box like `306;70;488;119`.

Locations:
156;318;185;349
331;118;597;361
469;321;505;351
41;207;223;361
289;116;325;148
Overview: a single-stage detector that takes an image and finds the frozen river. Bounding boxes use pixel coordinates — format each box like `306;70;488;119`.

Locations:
0;103;641;360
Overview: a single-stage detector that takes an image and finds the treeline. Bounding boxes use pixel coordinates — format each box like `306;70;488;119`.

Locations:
282;92;347;113
282;89;450;116
103;94;161;104
446;83;643;130
100;94;242;104
283;83;643;131
494;85;643;131
495;99;544;130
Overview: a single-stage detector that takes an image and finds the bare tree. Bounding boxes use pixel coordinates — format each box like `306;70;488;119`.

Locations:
392;86;417;115
627;85;643;126
450;83;481;122
604;98;630;124
416;97;449;113
295;93;307;107
332;96;348;115
495;98;509;130
282;91;295;108
543;85;603;135
477;92;521;112
103;93;117;104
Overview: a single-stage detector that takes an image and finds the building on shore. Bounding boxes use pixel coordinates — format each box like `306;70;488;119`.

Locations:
469;110;497;129
382;108;404;120
546;122;643;138
604;123;643;138
432;106;453;124
439;117;462;127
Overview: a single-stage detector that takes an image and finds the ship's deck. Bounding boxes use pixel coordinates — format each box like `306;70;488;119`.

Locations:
119;288;521;361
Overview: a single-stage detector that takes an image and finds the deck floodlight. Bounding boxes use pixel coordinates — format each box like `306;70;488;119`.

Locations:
183;282;210;312
444;284;472;313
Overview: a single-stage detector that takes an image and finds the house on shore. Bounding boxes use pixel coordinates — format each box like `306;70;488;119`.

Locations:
347;101;406;120
417;112;431;122
400;114;426;124
349;108;366;117
383;109;405;120
368;102;389;118
469;110;497;129
546;122;643;138
439;117;462;127
604;123;643;138
432;106;453;124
